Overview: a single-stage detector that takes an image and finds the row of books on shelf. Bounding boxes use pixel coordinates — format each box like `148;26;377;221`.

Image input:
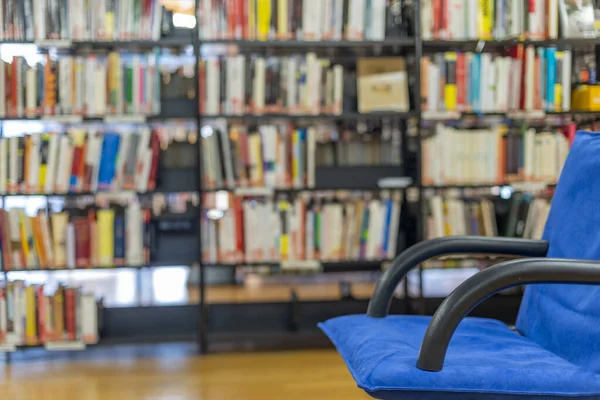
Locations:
421;48;572;114
425;194;551;241
201;120;403;190
0;283;98;347
315;121;402;166
199;55;409;115
0;53;161;119
421;124;572;186
202;191;403;264
0;125;196;195
197;0;412;41
0;204;149;271
0;0;164;42
202;121;315;190
421;0;594;40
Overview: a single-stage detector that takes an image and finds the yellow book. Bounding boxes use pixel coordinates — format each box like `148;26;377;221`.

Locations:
251;134;264;185
443;200;451;236
25;285;37;345
444;52;458;111
256;0;272;41
278;201;290;260
291;130;299;185
97;209;115;267
478;0;493;39
19;213;30;267
108;52;120;112
277;0;288;39
555;52;564;111
39;133;51;188
248;0;256;40
105;11;115;39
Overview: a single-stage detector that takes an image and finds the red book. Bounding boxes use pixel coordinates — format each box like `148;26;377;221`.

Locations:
147;131;160;191
565;123;577;146
70;144;84;193
36;286;46;344
242;0;249;39
456;53;466;111
433;0;441;39
65;289;76;341
228;0;236;39
441;0;449;39
0;211;12;270
72;216;91;267
234;196;244;262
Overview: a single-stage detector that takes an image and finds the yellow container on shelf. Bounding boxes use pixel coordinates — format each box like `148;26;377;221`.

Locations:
571;85;600;111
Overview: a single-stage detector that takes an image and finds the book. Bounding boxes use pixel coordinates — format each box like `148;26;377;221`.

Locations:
0;0;165;41
0;124;195;195
0;203;151;271
0;52;162;119
0;282;98;347
201;189;403;264
198;0;412;40
421;0;596;40
421;48;573;113
199;53;347;116
421;123;571;186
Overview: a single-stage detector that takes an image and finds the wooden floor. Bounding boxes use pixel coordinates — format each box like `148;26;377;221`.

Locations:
0;345;369;399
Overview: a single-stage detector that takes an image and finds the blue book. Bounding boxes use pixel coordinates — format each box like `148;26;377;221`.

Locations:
97;133;121;191
472;54;481;112
113;211;125;264
381;198;393;257
546;48;556;111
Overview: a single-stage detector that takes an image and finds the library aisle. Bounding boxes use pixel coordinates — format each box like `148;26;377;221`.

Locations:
0;345;368;400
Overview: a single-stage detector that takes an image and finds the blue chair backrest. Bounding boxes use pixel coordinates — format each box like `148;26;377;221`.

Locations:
516;131;600;373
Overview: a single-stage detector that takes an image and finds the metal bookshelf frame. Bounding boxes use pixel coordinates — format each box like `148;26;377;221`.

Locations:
6;1;600;355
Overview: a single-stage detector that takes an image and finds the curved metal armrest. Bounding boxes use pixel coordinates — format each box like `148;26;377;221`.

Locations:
417;258;600;372
367;237;549;318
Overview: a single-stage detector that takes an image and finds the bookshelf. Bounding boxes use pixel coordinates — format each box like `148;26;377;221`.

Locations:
2;0;600;356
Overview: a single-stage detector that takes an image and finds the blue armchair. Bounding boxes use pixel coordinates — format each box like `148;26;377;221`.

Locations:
319;130;600;400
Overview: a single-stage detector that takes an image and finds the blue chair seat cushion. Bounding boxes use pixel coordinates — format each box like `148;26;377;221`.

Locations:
319;315;600;400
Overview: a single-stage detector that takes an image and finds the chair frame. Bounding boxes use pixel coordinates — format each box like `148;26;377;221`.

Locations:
364;236;600;372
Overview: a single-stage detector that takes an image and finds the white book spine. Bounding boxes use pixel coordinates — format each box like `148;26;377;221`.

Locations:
0;61;5;117
253;58;266;113
126;203;144;265
287;57;298;111
27;134;40;191
25;69;36;115
347;0;366;40
8;138;17;191
562;51;572;111
306;127;316;188
421;0;433;39
206;59;220;115
66;223;76;268
548;0;558;39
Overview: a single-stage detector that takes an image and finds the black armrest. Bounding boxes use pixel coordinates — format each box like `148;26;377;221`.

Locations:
367;237;549;318
417;258;600;372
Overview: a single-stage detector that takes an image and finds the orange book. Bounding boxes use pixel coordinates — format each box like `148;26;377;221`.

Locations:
53;287;65;341
44;56;57;115
31;216;47;267
497;129;507;183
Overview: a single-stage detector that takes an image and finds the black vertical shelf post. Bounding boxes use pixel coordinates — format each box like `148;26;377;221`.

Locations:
413;1;426;315
194;0;209;354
